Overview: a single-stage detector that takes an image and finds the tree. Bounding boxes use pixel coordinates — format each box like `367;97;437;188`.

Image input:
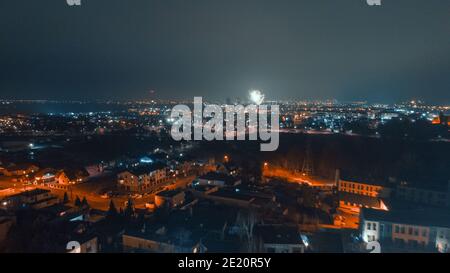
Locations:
74;196;81;207
124;198;135;219
81;196;89;208
235;210;258;251
235;210;260;252
106;200;119;220
62;192;69;204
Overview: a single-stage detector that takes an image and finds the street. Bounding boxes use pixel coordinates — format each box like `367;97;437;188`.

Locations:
0;174;196;211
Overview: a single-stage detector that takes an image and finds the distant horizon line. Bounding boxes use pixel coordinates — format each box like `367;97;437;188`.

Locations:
1;98;449;107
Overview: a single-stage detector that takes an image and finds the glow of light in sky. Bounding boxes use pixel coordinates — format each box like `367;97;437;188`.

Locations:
249;90;265;105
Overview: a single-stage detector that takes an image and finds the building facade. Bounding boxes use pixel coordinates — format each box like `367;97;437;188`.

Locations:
117;163;168;193
360;208;450;253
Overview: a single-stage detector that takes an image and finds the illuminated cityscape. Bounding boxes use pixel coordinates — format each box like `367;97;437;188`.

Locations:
0;98;448;253
0;0;449;261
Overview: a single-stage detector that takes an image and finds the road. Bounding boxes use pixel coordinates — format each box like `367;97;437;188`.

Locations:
263;167;335;188
49;174;196;211
0;174;196;211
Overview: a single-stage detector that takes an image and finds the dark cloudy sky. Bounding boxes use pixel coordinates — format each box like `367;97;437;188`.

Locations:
0;0;449;103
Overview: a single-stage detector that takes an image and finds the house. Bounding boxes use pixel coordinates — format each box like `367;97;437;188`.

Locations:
33;168;58;184
216;162;241;176
56;168;90;185
431;113;450;126
190;184;220;196
172;160;196;177
85;164;104;177
2;163;39;177
360;208;450;253
338;191;389;214
122;226;202;253
338;176;391;198
155;190;185;208
55;221;100;253
67;235;99;253
305;231;344;253
395;181;450;208
123;202;240;253
196;172;241;188
0;188;59;210
337;174;391;214
191;185;274;209
117;163;168;193
254;225;305;253
206;189;256;208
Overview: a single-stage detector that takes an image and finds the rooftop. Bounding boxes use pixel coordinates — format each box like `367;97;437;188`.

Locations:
209;189;255;202
198;172;240;185
339;172;388;187
338;191;382;208
255;225;303;245
362;207;450;228
121;162;167;176
20;188;51;197
156;189;183;198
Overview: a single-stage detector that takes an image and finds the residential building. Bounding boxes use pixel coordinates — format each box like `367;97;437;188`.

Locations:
117;163;168;193
123;201;240;253
195;172;242;188
1;163;39;177
155;190;185;208
254;225;305;253
395;181;450;208
67;236;99;253
0;189;59;210
337;174;391;214
33;168;58;184
338;192;389;214
216;162;241;176
122;226;201;253
360;208;450;253
338;177;391;198
56;168;90;185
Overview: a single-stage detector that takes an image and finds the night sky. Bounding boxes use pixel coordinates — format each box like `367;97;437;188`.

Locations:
0;0;449;103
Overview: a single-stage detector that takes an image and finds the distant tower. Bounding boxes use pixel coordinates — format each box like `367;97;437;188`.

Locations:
301;139;314;176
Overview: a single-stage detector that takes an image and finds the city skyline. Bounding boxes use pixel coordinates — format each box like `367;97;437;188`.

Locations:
1;0;450;257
